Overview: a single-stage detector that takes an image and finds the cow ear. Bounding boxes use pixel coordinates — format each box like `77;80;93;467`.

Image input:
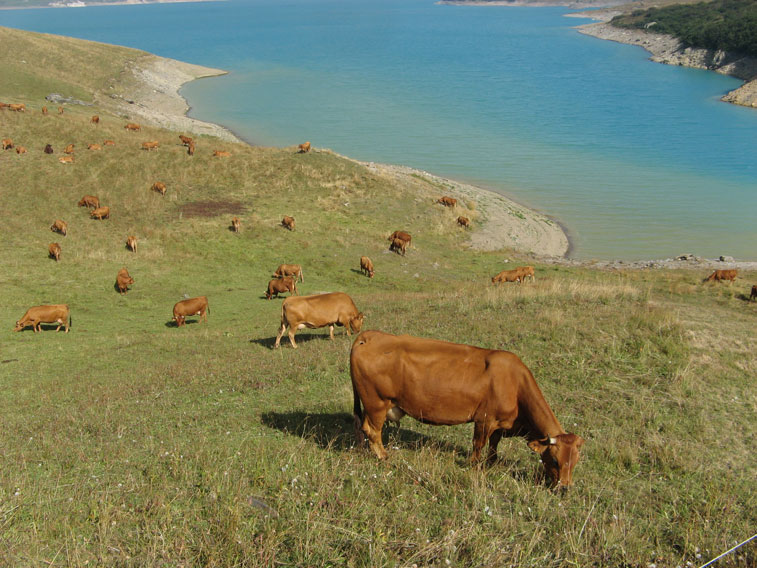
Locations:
528;439;549;454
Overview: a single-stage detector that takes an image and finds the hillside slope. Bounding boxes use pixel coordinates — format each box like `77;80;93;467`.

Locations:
1;26;755;567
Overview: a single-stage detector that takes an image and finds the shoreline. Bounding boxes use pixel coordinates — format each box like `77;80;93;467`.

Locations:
0;0;222;10
129;54;572;259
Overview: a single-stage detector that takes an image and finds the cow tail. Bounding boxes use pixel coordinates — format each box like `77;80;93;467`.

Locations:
68;313;72;330
353;384;365;445
300;268;304;283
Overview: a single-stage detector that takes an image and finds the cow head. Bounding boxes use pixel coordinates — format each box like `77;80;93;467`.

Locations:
528;433;584;489
350;313;365;334
13;320;24;332
173;315;185;327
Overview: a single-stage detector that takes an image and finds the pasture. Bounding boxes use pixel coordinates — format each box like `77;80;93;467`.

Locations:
1;26;756;567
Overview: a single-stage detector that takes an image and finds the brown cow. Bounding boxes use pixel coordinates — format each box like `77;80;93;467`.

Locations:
87;143;102;151
350;331;584;488
116;267;135;295
48;242;61;262
57;106;64;115
77;195;100;209
360;256;375;278
750;285;757;302
90;206;110;220
91;115;100;125
274;292;364;349
266;276;298;300
516;265;535;283
187;141;195;156
141;141;159;151
173;296;209;327
0;102;6;109
14;304;70;333
704;269;738;283
213;150;231;157
124;122;141;132
58;156;74;164
103;140;116;146
15;146;26;155
151;181;167;196
281;216;296;231
389;237;407;256
44;144;54;154
9;103;25;112
179;134;193;146
50;219;68;236
298;141;311;153
457;216;470;229
126;235;138;253
64;144;74;154
42;106;48;115
388;231;411;247
438;196;457;208
272;264;304;282
231;217;241;233
492;269;523;284
2;138;12;150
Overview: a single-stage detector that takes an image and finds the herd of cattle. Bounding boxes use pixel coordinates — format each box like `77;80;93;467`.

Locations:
5;102;755;489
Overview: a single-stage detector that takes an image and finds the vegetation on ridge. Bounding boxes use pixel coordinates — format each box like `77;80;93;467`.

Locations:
1;25;756;567
612;0;757;57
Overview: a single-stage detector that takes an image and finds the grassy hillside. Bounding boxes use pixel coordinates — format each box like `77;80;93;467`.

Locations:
1;27;756;567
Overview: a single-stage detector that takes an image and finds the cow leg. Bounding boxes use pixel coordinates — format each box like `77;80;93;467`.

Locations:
55;319;63;332
329;325;335;340
287;328;298;349
486;429;504;465
471;421;491;465
274;323;287;348
362;410;388;460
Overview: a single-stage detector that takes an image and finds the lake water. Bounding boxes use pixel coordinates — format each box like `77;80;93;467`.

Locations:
3;0;756;260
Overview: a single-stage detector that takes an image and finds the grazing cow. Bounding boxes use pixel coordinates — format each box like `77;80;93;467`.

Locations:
0;102;6;109
704;269;738;283
126;235;138;253
360;256;375;278
172;296;209;327
103;140;116;146
42;106;48;115
266;276;298;300
751;285;757;302
151;181;167;196
77;195;100;209
124;122;141;131
389;237;408;256
48;242;61;262
516;265;535;283
58;156;74;164
50;219;68;236
388;231;412;247
44;144;54;154
91;115;99;125
14;304;70;333
274;292;364;349
187;141;195;156
179;134;193;146
9;103;25;112
90;206;110;220
231;217;241;233
457;216;470;229
141;141;159;151
272;264;304;282
64;144;74;154
492;269;524;284
57;106;64;114
213;150;231;157
350;331;585;488
298;141;311;153
281;216;296;231
15;146;26;154
87;143;102;151
2;138;12;150
116;267;135;295
438;196;457;208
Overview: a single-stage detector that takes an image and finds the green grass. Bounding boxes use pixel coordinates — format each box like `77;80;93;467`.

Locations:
1;26;756;567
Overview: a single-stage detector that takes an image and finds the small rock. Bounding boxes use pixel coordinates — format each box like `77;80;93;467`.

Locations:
719;255;734;262
677;254;695;261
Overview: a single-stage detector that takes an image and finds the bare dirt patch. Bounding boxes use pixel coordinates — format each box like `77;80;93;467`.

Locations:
179;200;248;218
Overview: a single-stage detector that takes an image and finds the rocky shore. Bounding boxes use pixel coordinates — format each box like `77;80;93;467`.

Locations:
575;19;757;109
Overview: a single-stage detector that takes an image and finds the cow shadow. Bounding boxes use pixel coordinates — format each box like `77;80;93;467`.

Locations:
164;319;202;328
260;410;467;456
249;332;338;349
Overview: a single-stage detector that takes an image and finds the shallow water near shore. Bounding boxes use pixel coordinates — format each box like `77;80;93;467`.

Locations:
4;0;756;259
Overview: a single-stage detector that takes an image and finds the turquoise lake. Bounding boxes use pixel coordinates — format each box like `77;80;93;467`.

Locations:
3;0;756;259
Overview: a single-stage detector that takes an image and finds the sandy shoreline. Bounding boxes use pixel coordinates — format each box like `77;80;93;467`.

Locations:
126;54;571;258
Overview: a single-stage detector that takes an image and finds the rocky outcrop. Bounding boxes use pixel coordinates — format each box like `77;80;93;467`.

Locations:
576;22;757;109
